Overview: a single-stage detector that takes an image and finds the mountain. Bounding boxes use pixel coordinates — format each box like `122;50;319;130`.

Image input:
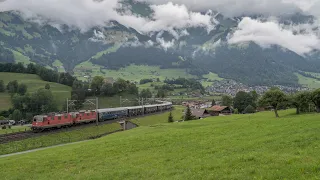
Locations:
1;1;320;87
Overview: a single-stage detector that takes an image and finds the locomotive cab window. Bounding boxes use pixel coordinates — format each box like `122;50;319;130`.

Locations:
58;116;61;120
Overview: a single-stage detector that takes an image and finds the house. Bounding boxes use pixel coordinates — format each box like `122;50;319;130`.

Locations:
185;109;211;119
208;105;232;116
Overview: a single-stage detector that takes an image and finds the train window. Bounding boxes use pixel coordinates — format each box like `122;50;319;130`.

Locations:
64;114;68;118
51;116;54;120
58;116;61;120
87;113;90;116
33;118;36;122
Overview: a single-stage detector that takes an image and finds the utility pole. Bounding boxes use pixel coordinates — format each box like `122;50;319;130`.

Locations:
96;97;99;126
67;98;69;113
120;96;122;107
142;98;144;116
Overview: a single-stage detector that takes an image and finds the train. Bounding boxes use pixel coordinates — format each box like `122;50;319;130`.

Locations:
31;101;172;132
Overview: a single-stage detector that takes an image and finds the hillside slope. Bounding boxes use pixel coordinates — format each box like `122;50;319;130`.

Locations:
1;110;320;179
0;72;71;110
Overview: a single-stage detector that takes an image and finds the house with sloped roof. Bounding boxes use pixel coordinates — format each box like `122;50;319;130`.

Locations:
208;105;232;116
184;109;211;119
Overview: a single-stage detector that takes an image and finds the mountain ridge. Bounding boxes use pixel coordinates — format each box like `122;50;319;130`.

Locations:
1;2;320;87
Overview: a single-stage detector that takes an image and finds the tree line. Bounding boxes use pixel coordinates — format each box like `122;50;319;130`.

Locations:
218;88;320;117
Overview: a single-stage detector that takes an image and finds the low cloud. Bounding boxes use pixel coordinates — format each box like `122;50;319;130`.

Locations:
228;17;320;55
0;0;216;34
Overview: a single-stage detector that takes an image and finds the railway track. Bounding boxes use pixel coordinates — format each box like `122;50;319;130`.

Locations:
0;110;171;144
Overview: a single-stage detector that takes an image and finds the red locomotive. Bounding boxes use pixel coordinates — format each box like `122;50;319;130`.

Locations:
32;110;97;132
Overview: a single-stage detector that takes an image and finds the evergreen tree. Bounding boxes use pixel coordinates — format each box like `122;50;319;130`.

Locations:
185;105;193;121
12;109;22;121
0;80;5;92
17;83;27;95
211;99;216;106
168;111;174;123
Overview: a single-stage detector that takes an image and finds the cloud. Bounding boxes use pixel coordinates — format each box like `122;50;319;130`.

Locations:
0;0;216;34
138;0;320;18
156;37;175;51
227;17;320;55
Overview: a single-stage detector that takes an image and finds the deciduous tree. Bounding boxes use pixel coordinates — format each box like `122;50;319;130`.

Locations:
259;89;287;117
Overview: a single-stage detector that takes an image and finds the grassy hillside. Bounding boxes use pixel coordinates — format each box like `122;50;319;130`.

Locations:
0;72;71;110
296;73;320;89
1;110;320;179
74;63;197;82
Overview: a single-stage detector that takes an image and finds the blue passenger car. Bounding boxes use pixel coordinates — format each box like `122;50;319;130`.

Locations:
97;108;128;121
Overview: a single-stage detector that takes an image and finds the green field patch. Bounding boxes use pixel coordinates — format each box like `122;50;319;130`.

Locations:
52;60;66;73
92;44;121;59
0;93;12;111
296;73;320;89
0;123;121;155
23;44;35;54
1;110;320;179
201;72;224;87
0;126;30;135
0;28;15;36
74;63;196;82
0;73;71;110
11;49;33;64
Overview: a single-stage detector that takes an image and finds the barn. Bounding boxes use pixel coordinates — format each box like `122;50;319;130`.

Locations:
185;109;211;119
208;105;232;116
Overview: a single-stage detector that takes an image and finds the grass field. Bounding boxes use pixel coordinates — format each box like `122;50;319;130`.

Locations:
0;125;30;135
0;123;121;155
0;72;71;110
52;60;66;73
1;110;320;179
74;63;197;82
296;73;320;89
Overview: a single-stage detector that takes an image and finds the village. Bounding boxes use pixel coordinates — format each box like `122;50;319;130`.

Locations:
206;79;309;96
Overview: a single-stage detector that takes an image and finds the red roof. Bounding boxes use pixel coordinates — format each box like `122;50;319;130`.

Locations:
210;105;229;112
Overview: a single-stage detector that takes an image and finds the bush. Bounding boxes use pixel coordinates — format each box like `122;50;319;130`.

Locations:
168;111;174;123
234;109;239;114
244;105;256;114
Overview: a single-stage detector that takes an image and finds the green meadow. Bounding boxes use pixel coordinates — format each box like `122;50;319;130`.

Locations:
0;72;71;110
1;110;320;179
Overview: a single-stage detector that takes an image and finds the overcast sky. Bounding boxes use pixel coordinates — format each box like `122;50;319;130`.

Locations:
1;0;320;55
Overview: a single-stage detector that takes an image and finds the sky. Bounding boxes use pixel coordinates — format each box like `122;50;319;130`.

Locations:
0;0;320;55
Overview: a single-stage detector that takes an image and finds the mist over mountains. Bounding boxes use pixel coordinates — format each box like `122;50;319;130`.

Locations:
1;0;320;86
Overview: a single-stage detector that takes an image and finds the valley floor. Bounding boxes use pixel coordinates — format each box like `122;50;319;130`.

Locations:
1;110;320;179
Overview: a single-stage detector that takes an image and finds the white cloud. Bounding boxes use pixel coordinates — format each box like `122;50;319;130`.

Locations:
228;17;320;55
156;37;175;51
138;0;320;17
0;0;216;34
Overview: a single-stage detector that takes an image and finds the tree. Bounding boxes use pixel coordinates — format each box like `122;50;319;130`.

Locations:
211;99;216;106
17;83;27;95
221;95;233;107
168;111;174;123
45;83;51;90
259;89;287;117
0;80;5;92
7;80;18;94
156;89;167;98
12;109;22;121
184;105;193;121
127;83;138;95
30;88;58;114
311;89;320;112
101;83;114;96
140;89;152;98
290;91;311;114
91;76;104;95
244;105;255;114
234;91;256;113
234;108;239;114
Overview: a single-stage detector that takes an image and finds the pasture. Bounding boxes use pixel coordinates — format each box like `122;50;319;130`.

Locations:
1;110;320;179
0;125;30;135
0;123;121;155
0;72;71;110
74;63;197;82
296;73;320;89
